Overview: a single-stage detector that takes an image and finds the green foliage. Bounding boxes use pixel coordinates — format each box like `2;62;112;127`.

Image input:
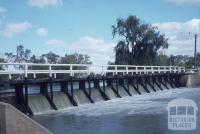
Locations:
30;55;45;63
60;53;92;64
42;52;60;64
112;15;169;65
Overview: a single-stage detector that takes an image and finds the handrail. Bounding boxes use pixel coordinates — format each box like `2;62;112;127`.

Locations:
0;63;185;79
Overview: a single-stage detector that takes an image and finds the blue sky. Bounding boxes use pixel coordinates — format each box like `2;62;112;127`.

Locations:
0;0;199;64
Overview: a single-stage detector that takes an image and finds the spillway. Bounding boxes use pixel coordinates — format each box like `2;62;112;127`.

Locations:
105;87;118;99
154;84;161;91
90;88;104;102
28;94;54;115
118;86;129;97
73;89;91;105
160;83;168;90
166;83;173;89
146;84;155;92
128;85;139;95
53;92;73;109
138;84;148;94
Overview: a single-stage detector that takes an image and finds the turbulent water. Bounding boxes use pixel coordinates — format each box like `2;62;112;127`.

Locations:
32;88;200;134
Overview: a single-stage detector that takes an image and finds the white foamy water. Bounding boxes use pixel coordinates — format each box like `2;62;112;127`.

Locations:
54;88;200;117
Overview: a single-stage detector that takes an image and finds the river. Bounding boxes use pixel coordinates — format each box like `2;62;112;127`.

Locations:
32;88;200;134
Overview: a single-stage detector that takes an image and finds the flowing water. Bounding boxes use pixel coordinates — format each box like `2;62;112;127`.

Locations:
73;89;91;105
118;86;129;97
28;94;54;115
53;92;73;109
90;88;104;102
105;87;117;99
138;84;147;93
32;88;200;134
128;85;139;95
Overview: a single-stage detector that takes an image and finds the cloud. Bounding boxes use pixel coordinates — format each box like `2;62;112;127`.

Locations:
164;0;200;5
3;21;32;38
36;27;48;37
68;36;116;65
0;7;7;25
28;0;63;8
153;18;200;55
46;36;116;65
45;38;66;47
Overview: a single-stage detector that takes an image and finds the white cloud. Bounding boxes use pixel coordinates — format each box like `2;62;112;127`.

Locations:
154;18;200;55
164;0;200;5
45;39;66;47
68;36;116;65
28;0;63;8
46;36;116;65
36;27;48;37
3;21;32;38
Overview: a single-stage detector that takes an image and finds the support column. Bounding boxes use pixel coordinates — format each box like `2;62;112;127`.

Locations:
70;77;74;98
24;77;28;112
49;77;53;101
102;75;106;93
15;84;24;105
40;83;48;95
88;76;91;98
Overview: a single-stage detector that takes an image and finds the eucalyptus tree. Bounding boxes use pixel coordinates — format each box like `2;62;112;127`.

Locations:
5;45;31;63
112;15;169;65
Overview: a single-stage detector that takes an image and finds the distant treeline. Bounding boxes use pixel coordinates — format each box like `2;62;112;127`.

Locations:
0;45;92;65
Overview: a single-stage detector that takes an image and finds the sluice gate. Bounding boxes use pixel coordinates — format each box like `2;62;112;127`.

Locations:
0;63;186;115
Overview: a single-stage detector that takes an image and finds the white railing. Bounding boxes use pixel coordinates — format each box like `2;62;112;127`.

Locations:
185;69;200;73
0;63;185;79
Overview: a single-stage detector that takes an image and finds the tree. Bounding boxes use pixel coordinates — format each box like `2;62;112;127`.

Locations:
112;15;169;65
154;53;170;66
30;55;45;63
5;45;31;63
0;58;5;70
60;53;92;64
42;52;60;64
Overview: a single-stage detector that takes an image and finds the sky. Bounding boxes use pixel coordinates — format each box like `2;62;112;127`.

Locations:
0;0;199;65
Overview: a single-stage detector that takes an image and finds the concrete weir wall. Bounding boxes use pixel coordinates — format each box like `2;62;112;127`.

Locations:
186;73;200;88
180;73;200;88
0;102;52;134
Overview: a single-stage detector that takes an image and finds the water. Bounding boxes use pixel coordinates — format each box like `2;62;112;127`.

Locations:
53;92;73;109
28;94;54;115
105;87;117;99
32;88;200;134
90;88;104;102
138;84;147;93
146;84;155;92
128;85;139;95
73;89;91;105
118;86;129;97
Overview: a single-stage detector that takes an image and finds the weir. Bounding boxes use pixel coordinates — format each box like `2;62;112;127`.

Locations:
0;63;186;115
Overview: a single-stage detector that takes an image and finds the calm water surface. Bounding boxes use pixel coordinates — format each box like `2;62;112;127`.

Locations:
32;88;200;134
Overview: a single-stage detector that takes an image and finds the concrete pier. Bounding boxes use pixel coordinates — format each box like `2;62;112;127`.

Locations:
0;102;52;134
